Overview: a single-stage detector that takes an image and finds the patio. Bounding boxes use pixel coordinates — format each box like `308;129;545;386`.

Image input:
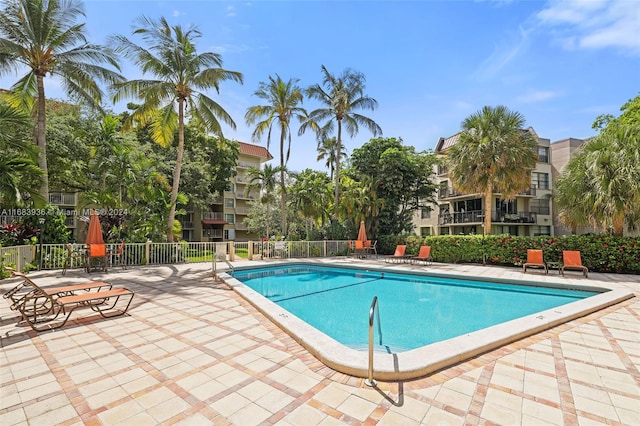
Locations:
1;259;638;425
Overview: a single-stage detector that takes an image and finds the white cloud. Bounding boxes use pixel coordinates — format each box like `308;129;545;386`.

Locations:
536;0;640;54
517;90;563;103
227;5;236;17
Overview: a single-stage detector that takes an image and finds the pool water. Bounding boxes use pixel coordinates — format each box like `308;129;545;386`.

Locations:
232;265;597;352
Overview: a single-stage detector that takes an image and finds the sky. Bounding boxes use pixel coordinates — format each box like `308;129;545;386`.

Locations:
2;0;639;173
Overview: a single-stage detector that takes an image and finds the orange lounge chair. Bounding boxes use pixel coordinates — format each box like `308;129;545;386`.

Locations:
412;246;432;265
355;240;366;258
561;251;588;278
523;249;547;274
385;245;408;263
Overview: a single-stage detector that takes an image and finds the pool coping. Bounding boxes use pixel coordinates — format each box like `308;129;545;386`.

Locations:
220;259;635;381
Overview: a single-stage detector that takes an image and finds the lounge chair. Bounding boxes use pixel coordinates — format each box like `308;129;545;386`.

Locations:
412;246;432;265
523;249;547;275
354;240;366;258
385;245;408;263
7;272;133;331
4;270;112;315
561;251;588;278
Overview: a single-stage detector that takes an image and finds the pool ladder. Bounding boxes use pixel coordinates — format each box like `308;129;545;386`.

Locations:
212;251;234;277
365;296;382;387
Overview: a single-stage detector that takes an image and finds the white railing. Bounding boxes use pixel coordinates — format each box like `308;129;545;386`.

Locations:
0;240;356;273
0;245;36;272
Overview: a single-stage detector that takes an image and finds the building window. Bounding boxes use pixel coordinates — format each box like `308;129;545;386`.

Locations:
531;172;549;190
530;199;550;215
537;147;549;163
532;226;551;236
225;198;235;208
224;214;235;224
420;227;431;236
421;208;431;219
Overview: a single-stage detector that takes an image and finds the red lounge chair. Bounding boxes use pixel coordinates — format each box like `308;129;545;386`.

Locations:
561;251;588;278
523;249;547;274
412;246;432;265
385;245;408;263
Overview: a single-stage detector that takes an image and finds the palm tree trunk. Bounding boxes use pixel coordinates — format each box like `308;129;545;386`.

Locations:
36;75;49;201
167;99;185;242
612;212;625;236
334;120;342;220
279;129;287;236
484;185;493;236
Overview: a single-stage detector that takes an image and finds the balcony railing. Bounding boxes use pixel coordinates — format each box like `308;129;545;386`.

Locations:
180;221;194;229
203;212;224;220
236;193;257;201
235;223;248;231
49;192;77;205
438;210;537;225
438;187;467;199
235;207;250;215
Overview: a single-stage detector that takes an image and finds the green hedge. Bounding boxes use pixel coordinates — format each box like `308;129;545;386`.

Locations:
377;234;640;274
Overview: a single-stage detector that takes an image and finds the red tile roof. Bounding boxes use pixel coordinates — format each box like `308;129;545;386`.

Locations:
238;142;273;160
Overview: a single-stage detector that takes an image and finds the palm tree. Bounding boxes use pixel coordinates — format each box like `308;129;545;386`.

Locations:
445;106;538;233
316;137;347;180
554;125;640;236
301;65;382;217
246;164;282;239
0;0;123;200
111;16;243;241
245;74;306;236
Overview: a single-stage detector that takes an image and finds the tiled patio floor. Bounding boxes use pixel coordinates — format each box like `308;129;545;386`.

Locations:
1;259;638;425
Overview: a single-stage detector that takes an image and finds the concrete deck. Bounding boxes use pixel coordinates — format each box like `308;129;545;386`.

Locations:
1;259;638;425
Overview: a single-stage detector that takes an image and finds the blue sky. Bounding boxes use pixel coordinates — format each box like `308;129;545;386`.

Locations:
3;0;639;172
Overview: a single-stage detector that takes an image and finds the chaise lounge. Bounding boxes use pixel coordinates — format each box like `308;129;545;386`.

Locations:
561;250;589;278
411;245;433;265
523;249;547;275
5;271;134;331
385;245;408;263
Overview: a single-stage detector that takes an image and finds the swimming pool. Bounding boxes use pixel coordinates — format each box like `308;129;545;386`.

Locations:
222;261;633;381
233;265;596;352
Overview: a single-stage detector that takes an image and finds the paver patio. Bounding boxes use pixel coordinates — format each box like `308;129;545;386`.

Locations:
1;259;638;425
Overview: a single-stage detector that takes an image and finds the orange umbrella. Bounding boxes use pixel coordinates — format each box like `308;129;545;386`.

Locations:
85;209;104;245
357;220;367;242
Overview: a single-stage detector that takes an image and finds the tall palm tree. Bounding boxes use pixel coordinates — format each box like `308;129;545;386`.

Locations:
301;65;382;217
245;164;282;239
316;137;347;180
446;106;538;233
245;74;306;236
0;0;123;200
111;16;243;241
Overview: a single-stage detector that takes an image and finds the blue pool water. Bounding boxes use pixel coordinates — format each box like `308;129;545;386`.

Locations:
233;265;598;352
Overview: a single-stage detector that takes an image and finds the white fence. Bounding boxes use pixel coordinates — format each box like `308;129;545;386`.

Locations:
0;240;355;273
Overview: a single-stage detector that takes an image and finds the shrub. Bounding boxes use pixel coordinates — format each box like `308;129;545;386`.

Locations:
379;234;640;274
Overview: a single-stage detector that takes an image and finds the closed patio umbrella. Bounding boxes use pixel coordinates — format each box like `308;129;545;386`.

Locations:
85;209;104;245
357;220;367;242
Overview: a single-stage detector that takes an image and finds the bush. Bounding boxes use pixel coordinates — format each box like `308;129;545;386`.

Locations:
379;234;640;274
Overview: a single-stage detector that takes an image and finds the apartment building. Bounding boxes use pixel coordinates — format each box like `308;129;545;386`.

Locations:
179;141;273;242
2;141;273;242
414;128;554;237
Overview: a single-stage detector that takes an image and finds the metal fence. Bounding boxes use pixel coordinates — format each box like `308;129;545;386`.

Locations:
0;240;355;273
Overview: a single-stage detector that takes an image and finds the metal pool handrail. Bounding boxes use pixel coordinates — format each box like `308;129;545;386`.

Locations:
365;296;382;387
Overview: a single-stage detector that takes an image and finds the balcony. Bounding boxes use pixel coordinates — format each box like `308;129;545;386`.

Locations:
236;162;256;169
49;192;77;206
235;223;248;231
235;207;250;215
180;221;194;229
203;212;224;221
438;187;468;199
438;210;537;225
236;192;257;201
